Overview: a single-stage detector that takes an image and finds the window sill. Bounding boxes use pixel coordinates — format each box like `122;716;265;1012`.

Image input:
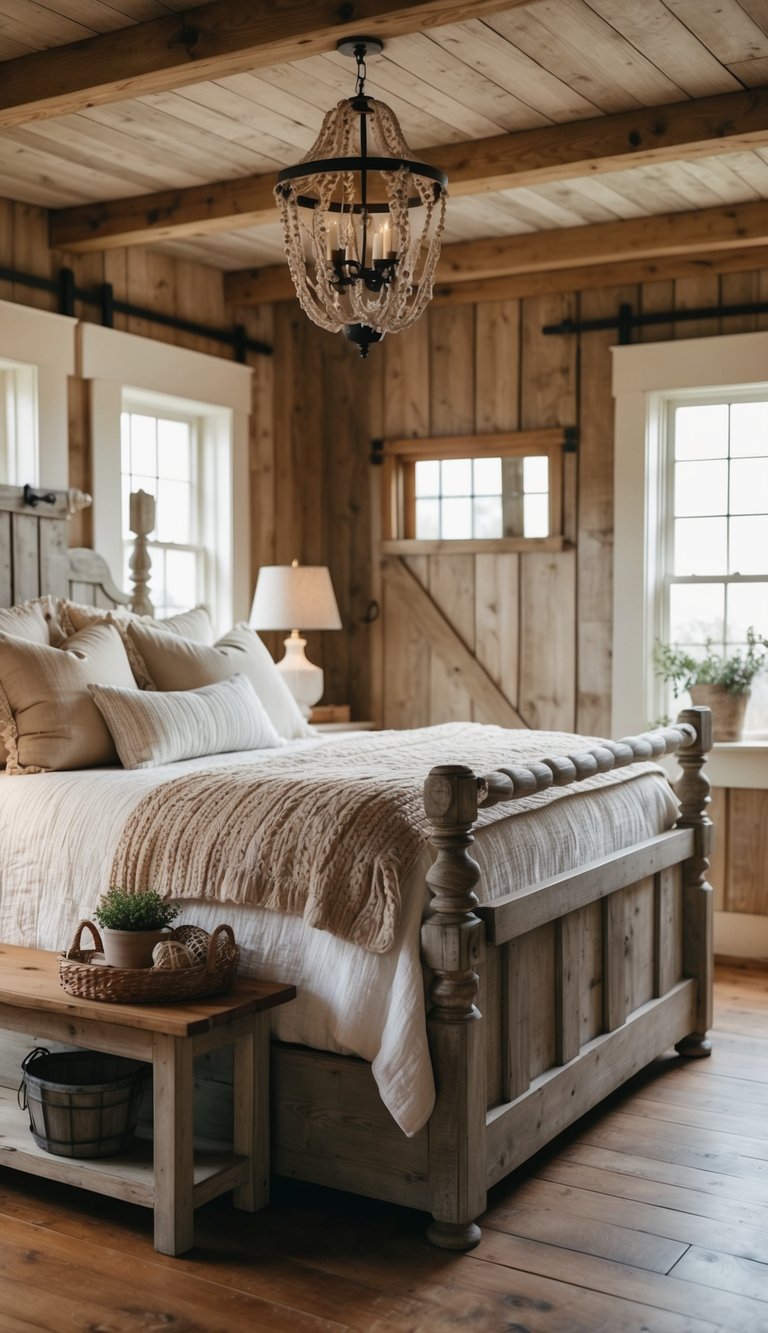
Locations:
707;742;768;791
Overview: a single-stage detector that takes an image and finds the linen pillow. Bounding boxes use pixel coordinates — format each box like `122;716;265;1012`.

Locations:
0;599;59;764
126;620;313;740
0;598;55;645
61;600;215;645
0;623;138;773
90;674;284;769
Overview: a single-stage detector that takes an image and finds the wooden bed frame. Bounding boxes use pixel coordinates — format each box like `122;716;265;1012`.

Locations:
0;484;714;1250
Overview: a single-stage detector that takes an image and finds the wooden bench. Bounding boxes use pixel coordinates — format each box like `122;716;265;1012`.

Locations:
0;943;295;1255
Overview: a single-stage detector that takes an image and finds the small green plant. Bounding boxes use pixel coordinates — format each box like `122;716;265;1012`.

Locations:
94;887;179;932
653;627;768;697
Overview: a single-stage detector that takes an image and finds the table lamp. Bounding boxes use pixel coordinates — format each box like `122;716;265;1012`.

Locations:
249;560;342;717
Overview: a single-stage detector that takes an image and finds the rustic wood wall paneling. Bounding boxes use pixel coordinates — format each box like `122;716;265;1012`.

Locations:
473;300;522;715
14;205;54;311
321;336;379;719
241;306;276;585
427;304;477;723
673;272;721;339
518;294;577;731
724;789;768;916
380;319;431;728
708;785;727;911
638;278;677;344
577;284;639;735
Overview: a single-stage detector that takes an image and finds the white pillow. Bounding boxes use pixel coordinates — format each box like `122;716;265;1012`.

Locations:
61;600;214;644
90;674;284;769
126;620;313;740
0;623;138;773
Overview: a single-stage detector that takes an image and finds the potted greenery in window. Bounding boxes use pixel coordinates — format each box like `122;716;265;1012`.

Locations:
94;887;180;969
653;628;768;742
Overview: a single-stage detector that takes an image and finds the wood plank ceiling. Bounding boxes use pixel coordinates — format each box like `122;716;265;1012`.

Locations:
4;0;768;291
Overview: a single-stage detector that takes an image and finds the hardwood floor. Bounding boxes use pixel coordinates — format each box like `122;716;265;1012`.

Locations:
0;965;766;1331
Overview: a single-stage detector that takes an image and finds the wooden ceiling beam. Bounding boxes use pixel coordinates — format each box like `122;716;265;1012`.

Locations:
52;84;768;253
438;199;768;282
0;0;521;130
224;240;768;310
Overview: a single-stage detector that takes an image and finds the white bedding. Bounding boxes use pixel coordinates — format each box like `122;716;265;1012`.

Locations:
0;731;680;1136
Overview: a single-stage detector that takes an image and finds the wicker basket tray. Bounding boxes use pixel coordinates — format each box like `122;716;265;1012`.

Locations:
58;921;239;1004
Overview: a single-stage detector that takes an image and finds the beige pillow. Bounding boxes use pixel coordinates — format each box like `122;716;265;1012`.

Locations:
61;601;214;645
0;623;138;773
90;674;284;769
126;620;313;740
0;600;60;764
0;598;55;645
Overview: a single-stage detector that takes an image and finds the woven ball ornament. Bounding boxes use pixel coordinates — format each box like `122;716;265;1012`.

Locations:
152;939;194;970
171;924;211;965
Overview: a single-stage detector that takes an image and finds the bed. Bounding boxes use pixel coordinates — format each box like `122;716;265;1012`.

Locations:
0;483;714;1250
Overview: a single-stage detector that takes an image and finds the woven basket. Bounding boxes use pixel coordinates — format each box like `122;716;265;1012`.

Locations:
58;920;239;1004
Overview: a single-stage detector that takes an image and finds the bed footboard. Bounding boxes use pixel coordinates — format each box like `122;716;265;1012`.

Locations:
420;707;713;1250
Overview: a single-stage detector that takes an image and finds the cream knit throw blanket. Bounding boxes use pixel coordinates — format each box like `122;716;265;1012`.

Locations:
109;723;661;954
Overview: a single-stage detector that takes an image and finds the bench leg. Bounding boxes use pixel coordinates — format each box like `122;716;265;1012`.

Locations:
152;1033;195;1255
233;1012;270;1211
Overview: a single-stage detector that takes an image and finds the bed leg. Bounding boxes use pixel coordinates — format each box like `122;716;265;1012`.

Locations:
673;706;714;1061
422;765;487;1254
426;1220;482;1251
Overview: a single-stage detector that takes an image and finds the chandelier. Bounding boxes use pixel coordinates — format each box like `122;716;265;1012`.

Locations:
274;38;448;358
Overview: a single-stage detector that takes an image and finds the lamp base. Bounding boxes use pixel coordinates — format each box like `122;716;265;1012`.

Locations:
276;633;323;719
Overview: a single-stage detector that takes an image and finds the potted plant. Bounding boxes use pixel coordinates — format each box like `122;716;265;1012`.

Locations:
653;627;768;741
94;887;180;969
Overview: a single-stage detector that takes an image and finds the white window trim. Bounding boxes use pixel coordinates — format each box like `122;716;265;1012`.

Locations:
0;299;76;488
612;329;768;757
77;325;252;633
613;331;768;959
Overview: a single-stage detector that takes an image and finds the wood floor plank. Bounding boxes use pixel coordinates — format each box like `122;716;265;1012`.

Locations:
481;1199;689;1272
614;1094;768;1144
669;1246;768;1305
473;1229;768;1329
0;1206;347;1333
559;1142;768;1205
499;1176;768;1263
576;1120;768;1184
593;1107;768;1162
534;1158;768;1229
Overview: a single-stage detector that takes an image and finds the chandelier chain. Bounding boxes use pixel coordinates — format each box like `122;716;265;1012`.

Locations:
354;44;368;98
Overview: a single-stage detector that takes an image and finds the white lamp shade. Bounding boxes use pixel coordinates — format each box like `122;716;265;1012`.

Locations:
249;564;342;632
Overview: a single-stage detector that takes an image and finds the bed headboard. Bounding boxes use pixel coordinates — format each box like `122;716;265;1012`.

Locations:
0;483;129;610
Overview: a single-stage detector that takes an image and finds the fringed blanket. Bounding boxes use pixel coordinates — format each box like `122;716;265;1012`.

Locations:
109;723;661;953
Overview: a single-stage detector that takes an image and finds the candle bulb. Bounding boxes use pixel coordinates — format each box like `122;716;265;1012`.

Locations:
326;218;338;260
381;222;391;258
372;229;383;261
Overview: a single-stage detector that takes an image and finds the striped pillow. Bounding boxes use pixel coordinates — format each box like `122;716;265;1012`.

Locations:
89;673;283;769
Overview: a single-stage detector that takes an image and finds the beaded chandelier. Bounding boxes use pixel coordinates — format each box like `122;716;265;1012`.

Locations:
274;39;448;358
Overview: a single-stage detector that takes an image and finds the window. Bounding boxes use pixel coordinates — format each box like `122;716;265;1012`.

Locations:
79;324;252;634
121;408;205;619
660;396;768;735
380;429;571;551
0;300;75;489
612;331;768;744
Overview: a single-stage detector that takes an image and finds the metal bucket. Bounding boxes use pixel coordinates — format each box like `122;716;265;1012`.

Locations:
19;1047;148;1158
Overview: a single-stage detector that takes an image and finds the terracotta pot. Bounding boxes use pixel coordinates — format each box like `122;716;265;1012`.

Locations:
689;685;749;742
101;927;170;970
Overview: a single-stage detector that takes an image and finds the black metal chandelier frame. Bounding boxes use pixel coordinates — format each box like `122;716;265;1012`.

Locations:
275;38;448;304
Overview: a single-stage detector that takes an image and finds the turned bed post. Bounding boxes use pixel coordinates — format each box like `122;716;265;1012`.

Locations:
674;705;714;1058
421;764;486;1251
